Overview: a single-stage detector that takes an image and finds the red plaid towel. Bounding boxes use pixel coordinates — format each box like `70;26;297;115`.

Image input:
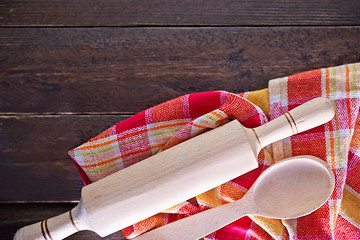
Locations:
69;63;360;239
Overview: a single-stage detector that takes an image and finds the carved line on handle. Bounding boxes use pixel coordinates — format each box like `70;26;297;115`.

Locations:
40;220;46;240
39;211;79;240
284;112;298;134
41;220;53;240
251;128;263;149
69;210;80;231
45;220;53;240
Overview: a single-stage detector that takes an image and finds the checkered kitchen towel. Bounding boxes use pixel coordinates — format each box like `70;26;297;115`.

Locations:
69;63;360;239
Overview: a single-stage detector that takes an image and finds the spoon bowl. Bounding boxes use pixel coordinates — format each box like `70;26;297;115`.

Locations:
253;155;335;219
135;155;335;240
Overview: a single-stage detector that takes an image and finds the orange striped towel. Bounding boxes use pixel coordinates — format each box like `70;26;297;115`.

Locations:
69;63;360;239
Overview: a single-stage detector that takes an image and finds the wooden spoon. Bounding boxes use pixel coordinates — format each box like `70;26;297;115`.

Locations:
134;155;335;240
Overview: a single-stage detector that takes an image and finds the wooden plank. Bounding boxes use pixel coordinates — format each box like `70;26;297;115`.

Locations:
0;114;128;202
1;27;360;114
0;0;360;27
0;203;127;239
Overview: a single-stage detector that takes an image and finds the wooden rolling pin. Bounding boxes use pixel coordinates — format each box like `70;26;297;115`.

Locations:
14;97;335;240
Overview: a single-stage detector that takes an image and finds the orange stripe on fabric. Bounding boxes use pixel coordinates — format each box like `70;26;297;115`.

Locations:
188;122;209;129
77;139;118;152
82;143;163;169
210;111;225;119
77;122;187;151
325;68;330;98
330;126;335;170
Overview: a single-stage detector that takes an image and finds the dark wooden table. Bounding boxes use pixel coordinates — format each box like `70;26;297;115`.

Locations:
1;1;360;239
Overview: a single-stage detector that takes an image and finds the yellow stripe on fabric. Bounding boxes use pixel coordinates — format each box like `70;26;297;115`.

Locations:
82;143;163;169
76;127;185;159
353;63;360;96
330;67;343;169
340;186;360;226
350;64;358;98
219;182;246;203
76;121;188;152
245;89;270;116
85;160;126;175
162;201;187;214
331;67;337;100
82;144;119;156
346;65;352;143
203;113;221;122
196;187;222;208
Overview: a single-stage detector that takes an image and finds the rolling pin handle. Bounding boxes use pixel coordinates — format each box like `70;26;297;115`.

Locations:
249;97;335;154
13;201;92;240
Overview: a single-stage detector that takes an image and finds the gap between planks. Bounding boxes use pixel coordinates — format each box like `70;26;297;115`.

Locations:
1;24;360;28
0;113;134;118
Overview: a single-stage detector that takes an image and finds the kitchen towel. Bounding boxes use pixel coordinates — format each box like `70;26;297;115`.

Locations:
69;62;360;239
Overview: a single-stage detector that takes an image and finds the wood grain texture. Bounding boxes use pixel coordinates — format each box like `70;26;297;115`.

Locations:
1;27;360;114
1;1;360;238
1;0;360;27
0;114;128;202
0;203;127;239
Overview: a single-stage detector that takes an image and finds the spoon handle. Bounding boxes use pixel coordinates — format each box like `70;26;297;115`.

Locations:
134;194;255;240
249;97;334;153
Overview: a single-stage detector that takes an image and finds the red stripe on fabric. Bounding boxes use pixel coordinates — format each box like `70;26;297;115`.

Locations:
334;214;360;239
220;93;265;128
152;97;184;123
296;205;332;237
345;151;360;193
231;167;261;190
116;110;147;134
189;92;221;118
115;92;224;138
287;69;322;99
121;224;135;238
213;217;254;240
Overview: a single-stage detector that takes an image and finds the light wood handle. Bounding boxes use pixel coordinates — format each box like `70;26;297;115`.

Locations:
13;202;92;240
134;194;255;240
247;97;335;154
